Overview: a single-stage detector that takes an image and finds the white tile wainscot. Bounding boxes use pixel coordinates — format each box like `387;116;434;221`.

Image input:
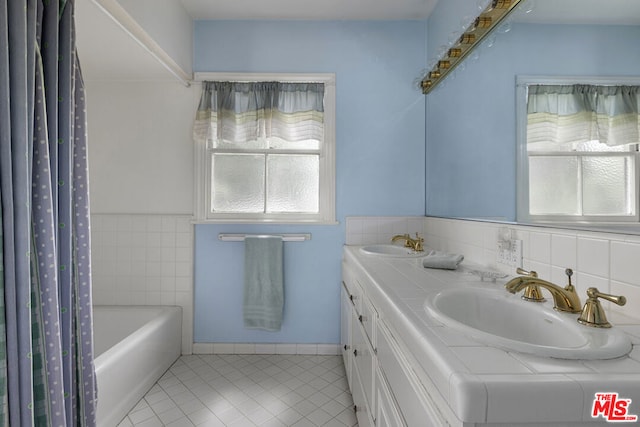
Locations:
341;245;640;426
91;214;194;354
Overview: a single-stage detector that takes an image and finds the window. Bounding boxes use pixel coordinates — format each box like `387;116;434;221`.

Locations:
193;73;336;223
517;77;640;224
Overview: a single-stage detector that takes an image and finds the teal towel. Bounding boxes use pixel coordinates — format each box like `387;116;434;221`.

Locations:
244;236;284;331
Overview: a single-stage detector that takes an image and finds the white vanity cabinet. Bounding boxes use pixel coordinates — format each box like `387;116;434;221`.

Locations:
342;256;448;427
343;246;640;427
341;262;377;427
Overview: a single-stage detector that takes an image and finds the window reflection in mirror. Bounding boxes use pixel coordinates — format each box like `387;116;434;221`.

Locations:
516;77;640;224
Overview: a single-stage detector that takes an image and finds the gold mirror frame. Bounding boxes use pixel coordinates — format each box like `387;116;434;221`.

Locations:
421;0;523;94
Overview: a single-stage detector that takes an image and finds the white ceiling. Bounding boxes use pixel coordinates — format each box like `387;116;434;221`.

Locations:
175;0;640;24
514;0;640;25
178;0;438;21
75;0;640;84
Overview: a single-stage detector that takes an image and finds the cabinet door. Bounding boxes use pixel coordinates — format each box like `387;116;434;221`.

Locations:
340;283;352;387
361;296;376;348
376;367;406;427
352;360;374;427
377;321;444;427
341;262;362;313
352;311;375;419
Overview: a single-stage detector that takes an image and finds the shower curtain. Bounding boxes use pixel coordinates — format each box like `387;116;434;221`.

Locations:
0;0;97;426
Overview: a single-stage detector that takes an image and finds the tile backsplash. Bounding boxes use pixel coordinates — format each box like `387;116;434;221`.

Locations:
91;214;194;354
423;217;640;321
345;216;426;245
345;215;640;321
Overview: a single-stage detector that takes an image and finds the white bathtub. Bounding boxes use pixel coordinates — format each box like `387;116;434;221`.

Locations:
94;305;182;427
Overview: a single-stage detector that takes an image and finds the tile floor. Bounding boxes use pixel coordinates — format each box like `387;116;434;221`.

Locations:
117;354;358;427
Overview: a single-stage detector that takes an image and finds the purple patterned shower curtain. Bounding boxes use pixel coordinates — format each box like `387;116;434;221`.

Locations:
0;0;97;425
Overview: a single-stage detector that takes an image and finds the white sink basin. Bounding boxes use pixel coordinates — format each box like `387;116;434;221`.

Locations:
360;244;427;258
424;286;632;360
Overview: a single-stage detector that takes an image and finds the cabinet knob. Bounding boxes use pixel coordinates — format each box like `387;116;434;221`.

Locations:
343;344;348;351
358;314;364;322
353;405;358;413
353;349;358;357
349;294;354;302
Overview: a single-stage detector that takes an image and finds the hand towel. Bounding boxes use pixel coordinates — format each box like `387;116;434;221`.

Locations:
422;250;464;270
244;236;284;331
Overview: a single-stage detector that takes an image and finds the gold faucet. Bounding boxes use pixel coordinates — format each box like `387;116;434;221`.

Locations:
391;233;424;252
505;268;582;313
577;287;627;328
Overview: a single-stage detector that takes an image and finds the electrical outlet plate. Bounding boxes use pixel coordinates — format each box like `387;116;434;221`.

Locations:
497;239;522;268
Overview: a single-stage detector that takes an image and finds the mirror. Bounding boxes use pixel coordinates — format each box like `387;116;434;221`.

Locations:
425;0;640;233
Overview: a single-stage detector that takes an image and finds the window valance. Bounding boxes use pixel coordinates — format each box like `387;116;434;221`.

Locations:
193;81;325;144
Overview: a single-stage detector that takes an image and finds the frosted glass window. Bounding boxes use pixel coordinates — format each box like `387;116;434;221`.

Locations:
583;156;634;216
267;155;319;213
194;73;336;223
269;137;319;150
212;137;319;150
529;156;579;215
211;154;265;213
212;138;267;150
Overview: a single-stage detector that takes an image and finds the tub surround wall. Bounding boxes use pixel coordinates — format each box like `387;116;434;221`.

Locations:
85;80;198;215
116;0;193;75
91;214;194;354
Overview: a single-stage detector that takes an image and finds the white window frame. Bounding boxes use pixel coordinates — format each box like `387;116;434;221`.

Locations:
516;75;640;225
193;72;336;224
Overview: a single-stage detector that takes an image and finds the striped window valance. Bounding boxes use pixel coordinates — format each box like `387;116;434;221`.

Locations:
193;81;325;145
527;84;640;150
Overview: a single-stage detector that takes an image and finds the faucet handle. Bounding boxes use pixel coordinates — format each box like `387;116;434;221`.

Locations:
577;287;627;328
516;267;538;278
588;287;626;306
564;268;578;289
513;268;545;302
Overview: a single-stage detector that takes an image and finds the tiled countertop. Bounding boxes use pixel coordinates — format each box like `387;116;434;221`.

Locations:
343;245;640;425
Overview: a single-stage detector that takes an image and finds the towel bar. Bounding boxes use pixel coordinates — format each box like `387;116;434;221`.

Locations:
218;233;311;242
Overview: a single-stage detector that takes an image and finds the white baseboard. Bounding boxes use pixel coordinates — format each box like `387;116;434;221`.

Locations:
192;342;340;356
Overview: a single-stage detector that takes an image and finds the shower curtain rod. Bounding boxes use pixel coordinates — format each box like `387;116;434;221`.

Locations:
218;233;311;242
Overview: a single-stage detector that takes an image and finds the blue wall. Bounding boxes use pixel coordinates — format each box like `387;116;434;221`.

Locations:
425;22;640;220
193;20;427;343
